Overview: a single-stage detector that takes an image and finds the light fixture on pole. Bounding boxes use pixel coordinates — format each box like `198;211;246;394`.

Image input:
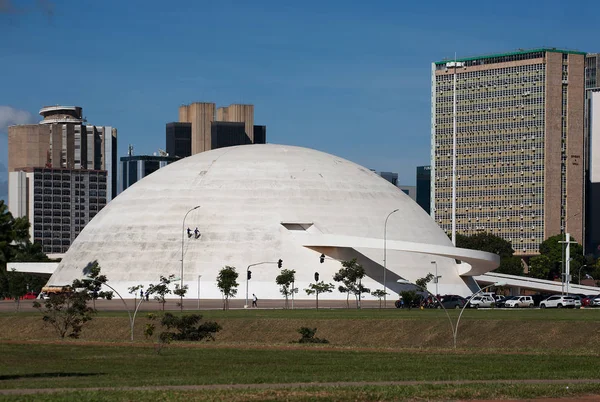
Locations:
430;261;440;295
578;265;587;285
181;205;200;310
383;208;399;308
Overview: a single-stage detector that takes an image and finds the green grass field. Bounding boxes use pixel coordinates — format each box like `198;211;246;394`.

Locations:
2;308;600;400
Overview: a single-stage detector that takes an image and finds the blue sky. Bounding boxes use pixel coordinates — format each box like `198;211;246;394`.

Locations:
1;0;599;202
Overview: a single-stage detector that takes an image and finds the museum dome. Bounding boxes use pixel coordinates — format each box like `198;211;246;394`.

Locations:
47;144;495;299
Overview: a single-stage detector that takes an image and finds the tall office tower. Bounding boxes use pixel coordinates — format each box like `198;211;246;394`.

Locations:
8;167;107;254
7;105;117;254
165;122;192;158
174;102;266;156
585;54;600;255
432;49;585;256
416;165;431;214
217;104;254;143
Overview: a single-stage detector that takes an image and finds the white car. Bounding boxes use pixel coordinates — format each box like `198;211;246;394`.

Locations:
539;296;576;309
504;295;534;308
468;295;496;308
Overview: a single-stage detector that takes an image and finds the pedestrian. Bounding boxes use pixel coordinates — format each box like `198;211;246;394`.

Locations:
194;227;200;239
252;293;258;308
140;289;144;300
145;290;150;301
187;228;192;238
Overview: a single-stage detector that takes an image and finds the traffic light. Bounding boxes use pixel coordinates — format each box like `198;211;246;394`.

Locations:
319;254;325;263
278;259;283;269
247;270;252;280
314;272;319;282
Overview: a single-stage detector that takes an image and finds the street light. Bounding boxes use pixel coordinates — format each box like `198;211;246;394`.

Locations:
245;260;281;308
454;282;506;348
579;265;588;285
430;261;441;296
181;205;200;310
383;208;399;308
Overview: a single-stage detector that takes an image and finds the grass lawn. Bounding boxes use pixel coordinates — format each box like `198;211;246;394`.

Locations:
1;343;600;389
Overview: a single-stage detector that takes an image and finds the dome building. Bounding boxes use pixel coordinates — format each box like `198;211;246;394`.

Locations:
47;144;499;300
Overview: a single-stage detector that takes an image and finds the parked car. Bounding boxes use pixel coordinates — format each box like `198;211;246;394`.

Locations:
589;295;600;307
504;295;534;308
438;295;467;309
582;294;599;307
496;296;517;308
21;292;38;300
539;295;576;309
468;295;496;308
566;295;582;308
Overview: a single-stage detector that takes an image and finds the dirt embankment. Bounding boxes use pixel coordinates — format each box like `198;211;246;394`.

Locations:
2;315;600;351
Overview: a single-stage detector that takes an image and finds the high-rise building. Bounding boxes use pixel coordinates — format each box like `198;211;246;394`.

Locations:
432;48;585;256
585;54;600;255
8;167;107;254
416;165;431;214
119;153;178;194
7;105;117;254
165;122;192;158
169;102;266;156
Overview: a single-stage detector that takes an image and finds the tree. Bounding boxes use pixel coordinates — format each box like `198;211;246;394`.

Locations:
74;261;113;309
147;275;176;311
333;259;370;309
305;281;334;310
415;273;434;293
216;266;238;311
538;234;585;280
370;289;388;309
5;269;27;311
399;290;419;310
32;282;95;339
528;254;551;279
275;269;296;309
296;327;329;344
456;232;523;275
173;283;189;312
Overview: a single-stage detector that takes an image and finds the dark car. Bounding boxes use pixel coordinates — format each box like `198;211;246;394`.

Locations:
438;295;466;309
496;296;518;308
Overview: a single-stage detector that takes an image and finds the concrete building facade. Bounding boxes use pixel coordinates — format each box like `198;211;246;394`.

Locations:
432;48;586;256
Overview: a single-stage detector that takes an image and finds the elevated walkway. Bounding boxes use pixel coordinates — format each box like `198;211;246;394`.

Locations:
475;272;599;294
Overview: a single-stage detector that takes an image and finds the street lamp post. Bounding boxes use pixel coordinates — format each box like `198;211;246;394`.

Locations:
197;275;202;310
383;208;399;308
454;282;506;347
579;265;587;285
245;261;280;308
181;205;200;310
430;261;440;296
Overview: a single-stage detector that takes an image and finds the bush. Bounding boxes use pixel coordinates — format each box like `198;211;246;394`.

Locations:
296;327;329;344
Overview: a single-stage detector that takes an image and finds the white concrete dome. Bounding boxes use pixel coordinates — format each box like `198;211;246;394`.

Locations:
48;144;498;300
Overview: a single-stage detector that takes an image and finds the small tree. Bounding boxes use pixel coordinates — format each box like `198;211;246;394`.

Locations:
415;273;434;293
5;269;27;312
399;290;419;310
173;283;189;312
216;266;238;310
371;289;388;309
147;275;176;311
296;327;329;344
276;269;296;309
333;258;370;309
32;282;95;339
305;282;334;310
75;261;113;309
